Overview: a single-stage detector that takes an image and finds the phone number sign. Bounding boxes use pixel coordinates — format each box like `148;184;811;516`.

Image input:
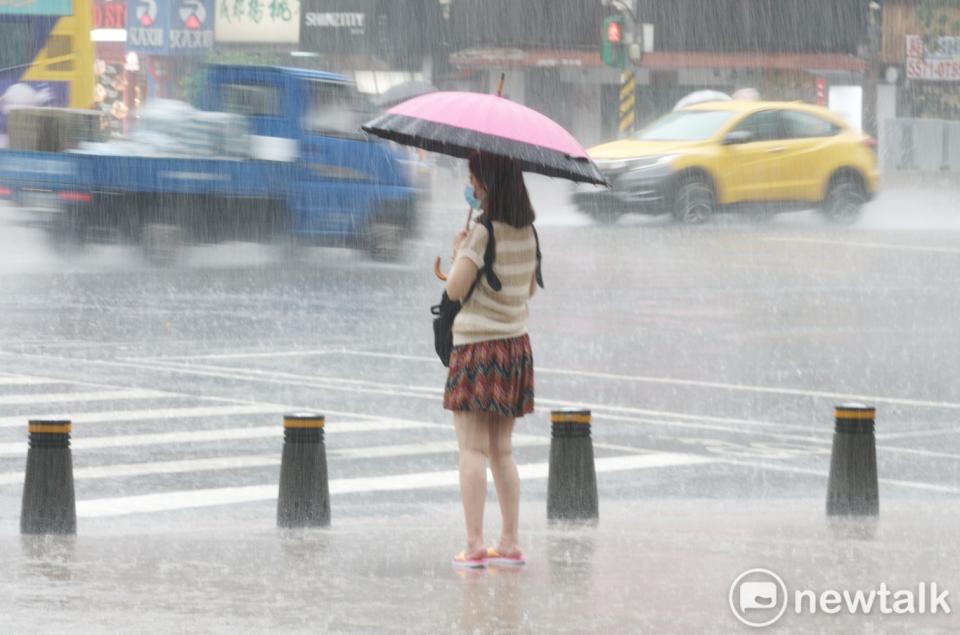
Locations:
906;34;960;81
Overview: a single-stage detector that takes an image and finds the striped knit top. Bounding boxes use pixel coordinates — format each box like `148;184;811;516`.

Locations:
452;219;539;346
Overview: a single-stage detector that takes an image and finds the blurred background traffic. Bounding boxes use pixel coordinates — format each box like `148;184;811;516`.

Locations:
0;0;958;262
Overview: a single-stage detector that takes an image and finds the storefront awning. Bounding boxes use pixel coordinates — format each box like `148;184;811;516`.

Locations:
450;48;866;73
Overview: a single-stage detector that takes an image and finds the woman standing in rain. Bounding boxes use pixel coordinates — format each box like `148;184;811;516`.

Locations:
445;151;541;569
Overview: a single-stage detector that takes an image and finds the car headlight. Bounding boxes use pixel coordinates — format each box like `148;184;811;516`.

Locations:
594;155;677;172
624;155;677;171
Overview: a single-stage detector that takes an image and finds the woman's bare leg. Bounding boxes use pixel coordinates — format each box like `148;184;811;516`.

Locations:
454;412;489;554
488;414;521;553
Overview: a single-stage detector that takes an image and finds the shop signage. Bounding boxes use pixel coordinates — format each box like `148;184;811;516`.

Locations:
906;34;960;81
93;0;127;29
126;0;213;55
299;0;375;54
0;0;71;16
215;0;301;43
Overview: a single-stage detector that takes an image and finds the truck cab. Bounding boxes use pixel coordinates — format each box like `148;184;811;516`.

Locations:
0;64;418;262
203;65;418;257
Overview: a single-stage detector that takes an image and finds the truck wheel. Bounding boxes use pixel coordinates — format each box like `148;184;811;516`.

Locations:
673;178;715;224
45;214;86;255
366;222;403;262
141;223;184;267
820;176;864;225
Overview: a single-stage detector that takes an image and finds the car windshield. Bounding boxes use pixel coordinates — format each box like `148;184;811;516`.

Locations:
635;110;738;141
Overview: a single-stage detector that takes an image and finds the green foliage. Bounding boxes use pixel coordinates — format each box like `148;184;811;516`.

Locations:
916;0;960;51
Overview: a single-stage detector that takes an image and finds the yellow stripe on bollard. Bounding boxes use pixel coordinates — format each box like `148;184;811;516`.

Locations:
283;417;325;429
27;422;72;434
551;411;592;425
835;408;876;421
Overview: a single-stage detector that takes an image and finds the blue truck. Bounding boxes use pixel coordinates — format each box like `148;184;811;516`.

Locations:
0;65;419;262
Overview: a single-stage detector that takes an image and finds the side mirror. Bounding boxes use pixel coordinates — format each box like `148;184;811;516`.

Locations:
722;130;754;145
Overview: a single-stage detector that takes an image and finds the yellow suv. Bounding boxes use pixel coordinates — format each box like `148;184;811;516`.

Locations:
575;101;878;224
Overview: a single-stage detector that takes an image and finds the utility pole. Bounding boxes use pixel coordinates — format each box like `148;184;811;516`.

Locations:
863;1;882;137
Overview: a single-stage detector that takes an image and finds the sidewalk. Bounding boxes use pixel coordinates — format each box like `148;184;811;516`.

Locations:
2;499;958;633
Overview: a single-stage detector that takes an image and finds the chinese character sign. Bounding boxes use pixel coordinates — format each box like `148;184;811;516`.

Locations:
906;34;960;82
214;0;300;43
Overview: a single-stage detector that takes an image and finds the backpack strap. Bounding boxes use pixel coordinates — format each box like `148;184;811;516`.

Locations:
462;216;501;304
531;224;544;289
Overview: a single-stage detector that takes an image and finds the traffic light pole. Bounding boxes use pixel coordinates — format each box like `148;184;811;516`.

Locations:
619;69;636;137
602;0;641;137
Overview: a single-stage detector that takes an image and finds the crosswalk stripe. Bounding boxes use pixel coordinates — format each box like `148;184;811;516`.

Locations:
0;403;296;429
0;376;64;386
0;437;553;486
75;453;714;517
0;419;439;457
0;389;169;406
0;455;281;485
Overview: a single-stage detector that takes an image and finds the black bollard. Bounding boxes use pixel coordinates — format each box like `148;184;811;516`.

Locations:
826;404;879;516
277;412;330;528
21;419;76;535
547;409;599;522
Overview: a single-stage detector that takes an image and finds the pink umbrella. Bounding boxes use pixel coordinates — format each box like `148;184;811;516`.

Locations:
361;90;605;186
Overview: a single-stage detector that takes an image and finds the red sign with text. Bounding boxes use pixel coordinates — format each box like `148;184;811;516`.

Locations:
93;0;126;29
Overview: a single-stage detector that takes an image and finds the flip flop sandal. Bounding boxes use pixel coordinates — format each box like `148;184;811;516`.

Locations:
486;547;525;566
451;550;487;569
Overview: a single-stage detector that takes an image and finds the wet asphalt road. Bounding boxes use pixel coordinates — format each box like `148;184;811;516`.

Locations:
0;176;959;532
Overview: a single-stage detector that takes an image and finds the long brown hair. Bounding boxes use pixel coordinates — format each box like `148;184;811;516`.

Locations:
468;151;536;227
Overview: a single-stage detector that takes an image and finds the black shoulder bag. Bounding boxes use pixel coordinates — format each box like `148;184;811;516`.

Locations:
431;219;543;367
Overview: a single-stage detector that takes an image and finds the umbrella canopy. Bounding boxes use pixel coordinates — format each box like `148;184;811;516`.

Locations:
362;91;606;186
373;80;438;109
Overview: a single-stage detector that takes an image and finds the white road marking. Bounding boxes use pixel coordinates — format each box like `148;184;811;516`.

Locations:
878;427;960;442
74;356;828;436
711;458;960;495
0;419;441;457
764;236;960;255
0;437;552;486
0;389;170;406
134;348;960;413
76;452;716;517
0;455;281;485
0;403;296;429
0;376;64;386
128;349;344;362
0;435;644;488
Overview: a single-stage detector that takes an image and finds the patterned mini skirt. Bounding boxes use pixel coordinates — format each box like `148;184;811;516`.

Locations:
443;334;535;417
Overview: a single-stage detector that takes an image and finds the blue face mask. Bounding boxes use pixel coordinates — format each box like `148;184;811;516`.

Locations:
464;184;481;210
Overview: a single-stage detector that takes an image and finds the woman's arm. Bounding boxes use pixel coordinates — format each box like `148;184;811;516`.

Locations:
446;256;480;301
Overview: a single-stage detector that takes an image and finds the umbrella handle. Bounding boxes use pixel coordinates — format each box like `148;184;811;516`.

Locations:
433;256;447;281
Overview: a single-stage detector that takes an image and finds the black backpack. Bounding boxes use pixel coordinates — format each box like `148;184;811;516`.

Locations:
431;217;542;367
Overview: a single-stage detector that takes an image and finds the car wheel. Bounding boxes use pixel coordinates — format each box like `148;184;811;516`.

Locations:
141;223;184;267
588;206;623;224
45;213;86;255
820;177;865;225
673;178;715;224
